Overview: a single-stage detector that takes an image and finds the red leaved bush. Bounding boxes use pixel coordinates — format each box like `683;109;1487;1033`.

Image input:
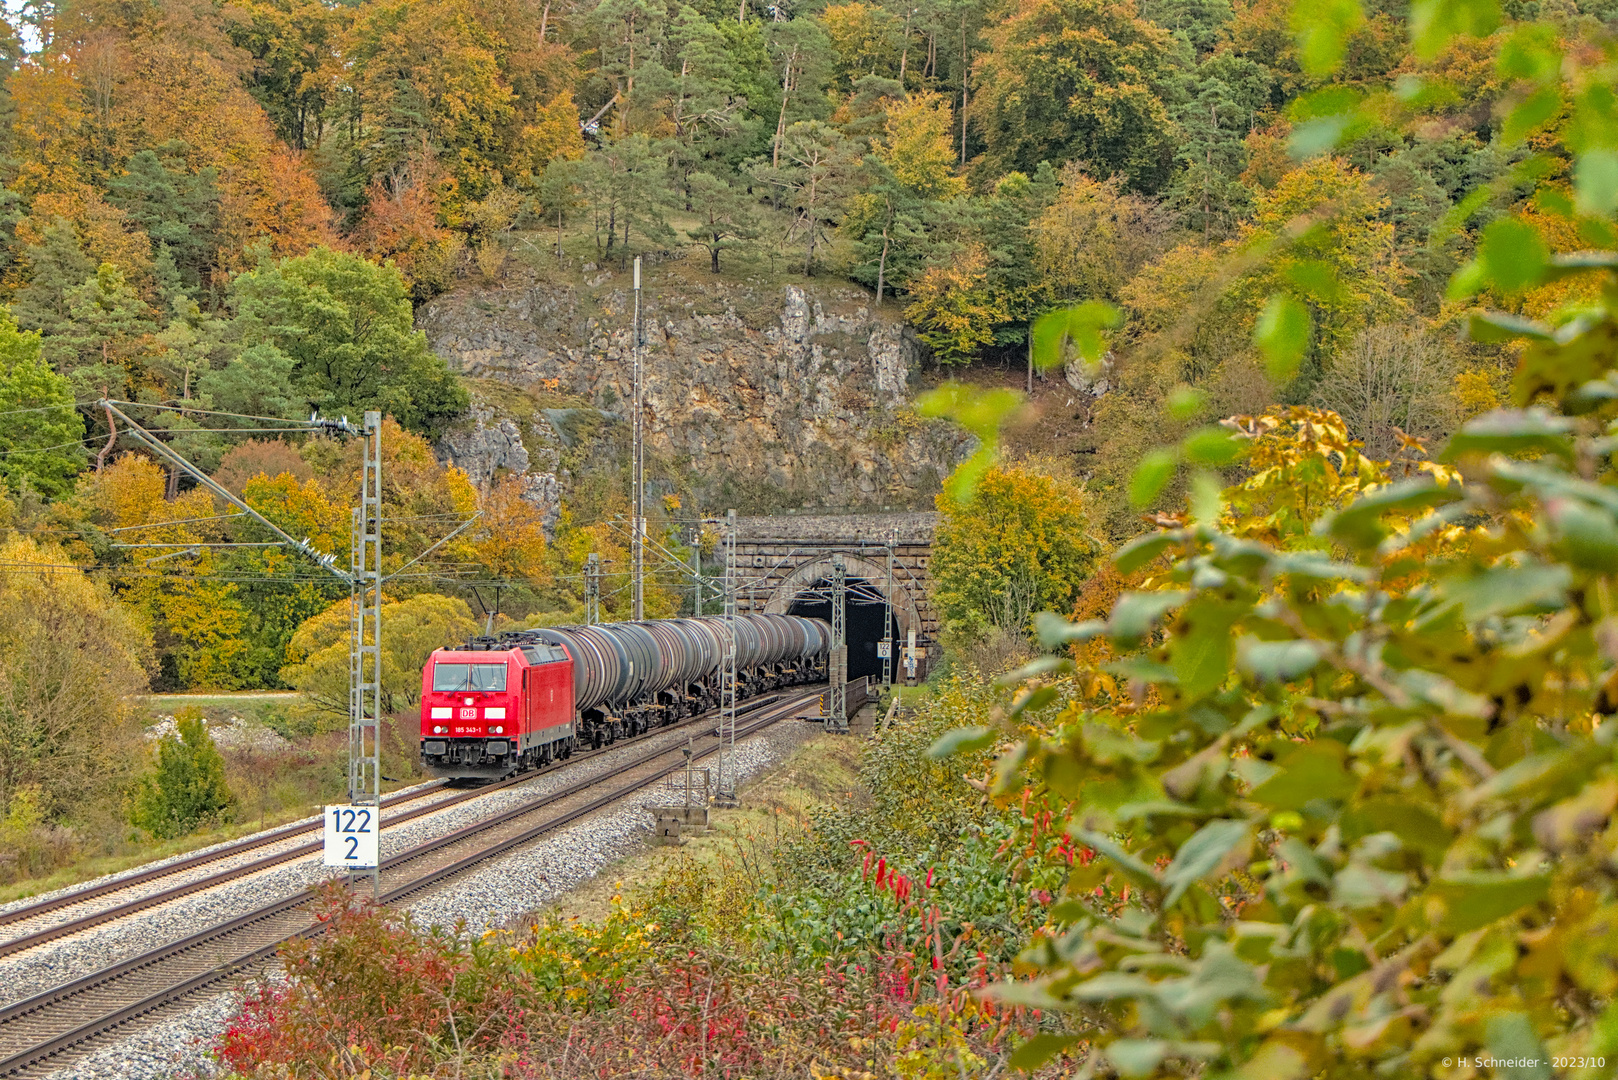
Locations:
218;839;1063;1079
220;884;521;1077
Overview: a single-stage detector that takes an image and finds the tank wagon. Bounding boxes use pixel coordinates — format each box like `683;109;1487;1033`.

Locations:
419;613;831;779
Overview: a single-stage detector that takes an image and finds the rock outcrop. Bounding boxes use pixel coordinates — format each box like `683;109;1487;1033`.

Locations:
438;402;565;534
419;266;971;513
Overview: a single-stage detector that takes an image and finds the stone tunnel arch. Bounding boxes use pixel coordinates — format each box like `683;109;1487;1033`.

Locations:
762;552;925;682
732;512;940;678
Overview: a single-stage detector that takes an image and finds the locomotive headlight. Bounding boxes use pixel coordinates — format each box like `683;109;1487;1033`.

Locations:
432;725;448;734
490;725;504;734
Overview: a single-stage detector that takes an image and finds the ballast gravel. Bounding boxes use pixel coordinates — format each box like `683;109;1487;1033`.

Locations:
0;779;446;939
33;717;822;1080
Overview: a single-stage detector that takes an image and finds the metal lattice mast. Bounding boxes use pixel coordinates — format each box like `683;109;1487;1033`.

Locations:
691;543;702;616
882;530;895;693
828;553;847;733
348;411;382;894
584;552;601;625
715;510;739;804
630;256;645;621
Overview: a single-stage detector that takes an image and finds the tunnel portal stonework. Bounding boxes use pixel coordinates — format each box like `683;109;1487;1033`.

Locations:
733;511;940;676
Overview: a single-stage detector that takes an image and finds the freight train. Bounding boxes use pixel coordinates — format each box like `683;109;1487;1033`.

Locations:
419;614;832;779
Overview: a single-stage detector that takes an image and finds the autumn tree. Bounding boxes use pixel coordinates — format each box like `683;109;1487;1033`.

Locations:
79;454;251;689
1236;156;1409;394
351;165;460;301
226;0;336;151
0;534;150;824
468;475;552;585
872;91;964;202
905;245;1009;364
929;458;1095;645
213;439;312;495
282;593;479;716
1033;165;1178;305
968;0;1179;192
821;2;901;91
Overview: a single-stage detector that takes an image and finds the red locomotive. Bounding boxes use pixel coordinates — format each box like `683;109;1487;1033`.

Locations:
418;639;577;779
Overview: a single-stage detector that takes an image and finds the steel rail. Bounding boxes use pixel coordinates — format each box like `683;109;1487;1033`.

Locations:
0;694;784;955
0;689;820;1079
0;782;449;932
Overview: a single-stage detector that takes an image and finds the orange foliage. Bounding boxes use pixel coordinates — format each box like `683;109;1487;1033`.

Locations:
10;63;87;197
19;186;154;284
468;476;552;584
119;42;338;271
352;160;457;295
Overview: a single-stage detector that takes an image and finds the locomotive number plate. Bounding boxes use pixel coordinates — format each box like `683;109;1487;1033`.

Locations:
459;707;477;719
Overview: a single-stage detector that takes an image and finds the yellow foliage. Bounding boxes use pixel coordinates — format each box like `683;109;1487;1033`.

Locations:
243;472;349;557
820;3;900;86
1454;368;1502;418
518;90;587;184
9;62;85;197
875;92;964;201
282;593;478;715
1220;406;1467;564
19;186;153;285
0;534;150;818
904;245;1009;365
931;459;1095;641
469;475;552;584
79;454;252;689
1119;240;1222;337
1520;199;1604;318
1035;165;1170;304
1239;157;1409;353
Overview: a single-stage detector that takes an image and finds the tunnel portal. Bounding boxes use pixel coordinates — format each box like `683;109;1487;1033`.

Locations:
786;577;893;682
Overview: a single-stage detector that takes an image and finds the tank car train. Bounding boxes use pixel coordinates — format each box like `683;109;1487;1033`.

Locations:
419;613;831;779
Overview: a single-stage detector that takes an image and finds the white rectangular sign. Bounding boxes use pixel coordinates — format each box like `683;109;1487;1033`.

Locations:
323;804;379;868
876;640;891;658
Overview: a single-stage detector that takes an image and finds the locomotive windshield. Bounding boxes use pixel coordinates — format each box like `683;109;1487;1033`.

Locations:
432;662;508;692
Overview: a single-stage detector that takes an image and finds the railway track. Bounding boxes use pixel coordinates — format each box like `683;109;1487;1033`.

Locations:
0;688;820;1079
0;693;785;960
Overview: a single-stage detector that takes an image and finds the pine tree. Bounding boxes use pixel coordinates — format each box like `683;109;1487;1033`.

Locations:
107;144;221;295
683;171;759;272
754;121;858;276
11;220;95;340
1169;54;1272;237
50;263;157;400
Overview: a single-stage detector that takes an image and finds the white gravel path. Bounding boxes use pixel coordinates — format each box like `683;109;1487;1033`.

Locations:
35;717;823;1080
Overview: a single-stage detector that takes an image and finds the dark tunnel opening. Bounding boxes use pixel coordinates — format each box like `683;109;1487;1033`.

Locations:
786;577;895;682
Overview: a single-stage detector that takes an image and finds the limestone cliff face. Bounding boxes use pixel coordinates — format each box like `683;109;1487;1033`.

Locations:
419;265;971;516
438;402;565;533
